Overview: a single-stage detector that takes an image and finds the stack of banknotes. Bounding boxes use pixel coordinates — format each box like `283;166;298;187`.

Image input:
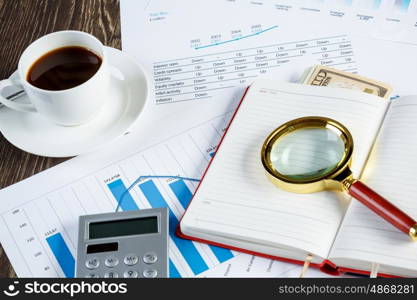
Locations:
300;65;392;99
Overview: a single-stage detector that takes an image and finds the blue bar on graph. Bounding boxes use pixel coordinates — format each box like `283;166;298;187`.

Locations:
139;180;209;275
169;179;193;208
168;179;234;263
107;179;139;211
169;260;181;278
373;0;382;9
395;0;410;11
46;233;75;278
209;245;234;263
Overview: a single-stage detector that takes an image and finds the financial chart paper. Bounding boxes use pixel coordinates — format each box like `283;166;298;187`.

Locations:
121;0;358;111
0;106;237;278
123;0;417;106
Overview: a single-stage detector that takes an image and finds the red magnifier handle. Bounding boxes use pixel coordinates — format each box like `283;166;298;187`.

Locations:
348;181;417;240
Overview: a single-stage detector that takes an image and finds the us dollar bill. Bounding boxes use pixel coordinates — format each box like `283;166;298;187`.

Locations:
300;65;392;98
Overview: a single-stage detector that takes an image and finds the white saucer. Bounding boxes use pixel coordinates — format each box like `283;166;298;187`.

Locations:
0;47;149;157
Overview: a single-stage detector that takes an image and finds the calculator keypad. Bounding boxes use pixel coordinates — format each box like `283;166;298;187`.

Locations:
83;253;162;278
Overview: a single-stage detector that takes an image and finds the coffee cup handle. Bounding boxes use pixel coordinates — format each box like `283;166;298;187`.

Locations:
0;78;37;113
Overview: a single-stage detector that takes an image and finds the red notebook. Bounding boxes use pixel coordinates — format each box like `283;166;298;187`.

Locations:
178;80;417;278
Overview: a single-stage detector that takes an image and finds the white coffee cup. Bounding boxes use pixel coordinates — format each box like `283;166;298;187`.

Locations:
0;31;110;126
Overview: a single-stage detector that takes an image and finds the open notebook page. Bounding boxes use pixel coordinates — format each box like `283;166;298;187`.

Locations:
330;97;417;276
181;81;388;259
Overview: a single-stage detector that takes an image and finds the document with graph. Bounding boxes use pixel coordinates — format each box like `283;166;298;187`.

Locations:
120;0;358;112
208;0;417;43
0;98;310;278
0;100;232;278
121;0;417;109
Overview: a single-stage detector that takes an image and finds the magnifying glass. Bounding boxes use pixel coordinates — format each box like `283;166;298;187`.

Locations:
261;116;417;241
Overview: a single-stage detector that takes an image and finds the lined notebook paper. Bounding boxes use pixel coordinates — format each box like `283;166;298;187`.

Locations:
181;80;388;260
330;96;417;276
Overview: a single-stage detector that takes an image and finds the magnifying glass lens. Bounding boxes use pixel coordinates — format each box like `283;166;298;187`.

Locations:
269;128;345;180
263;116;417;239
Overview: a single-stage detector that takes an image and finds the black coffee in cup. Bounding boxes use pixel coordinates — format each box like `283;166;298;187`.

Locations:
27;46;102;91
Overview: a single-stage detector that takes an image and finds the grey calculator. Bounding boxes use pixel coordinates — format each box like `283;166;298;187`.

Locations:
76;208;169;278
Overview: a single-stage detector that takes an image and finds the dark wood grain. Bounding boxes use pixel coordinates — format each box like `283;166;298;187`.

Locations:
0;0;121;278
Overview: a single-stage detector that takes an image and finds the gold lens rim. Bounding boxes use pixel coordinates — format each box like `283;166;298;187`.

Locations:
261;116;354;187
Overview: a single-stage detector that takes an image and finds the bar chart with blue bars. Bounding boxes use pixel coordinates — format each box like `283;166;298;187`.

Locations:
107;177;235;277
168;179;234;263
46;233;75;278
108;179;139;211
0;111;235;277
394;0;411;12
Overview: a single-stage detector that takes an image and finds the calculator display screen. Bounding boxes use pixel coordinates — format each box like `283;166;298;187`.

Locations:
89;216;158;239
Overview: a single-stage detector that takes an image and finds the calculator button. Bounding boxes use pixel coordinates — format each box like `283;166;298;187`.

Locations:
104;272;119;278
85;273;99;278
104;257;119;268
85;257;100;269
124;254;138;266
123;270;138;278
143;269;158;278
143;252;158;264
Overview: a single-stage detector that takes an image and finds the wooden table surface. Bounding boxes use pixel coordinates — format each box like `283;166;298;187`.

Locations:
0;0;121;278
